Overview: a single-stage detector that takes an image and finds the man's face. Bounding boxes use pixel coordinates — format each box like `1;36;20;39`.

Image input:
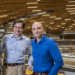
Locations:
32;22;44;38
13;23;24;36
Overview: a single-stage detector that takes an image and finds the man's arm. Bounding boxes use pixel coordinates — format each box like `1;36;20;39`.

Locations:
27;39;33;70
48;40;64;75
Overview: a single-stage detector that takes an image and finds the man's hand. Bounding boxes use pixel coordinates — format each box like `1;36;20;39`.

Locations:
27;65;33;71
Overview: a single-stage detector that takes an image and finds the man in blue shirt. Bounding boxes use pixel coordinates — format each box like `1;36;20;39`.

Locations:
31;22;64;75
0;20;32;75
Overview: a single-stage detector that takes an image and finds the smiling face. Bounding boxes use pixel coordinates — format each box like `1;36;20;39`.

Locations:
32;22;44;39
13;23;24;36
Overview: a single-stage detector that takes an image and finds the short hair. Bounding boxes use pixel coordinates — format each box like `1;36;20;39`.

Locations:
13;20;25;29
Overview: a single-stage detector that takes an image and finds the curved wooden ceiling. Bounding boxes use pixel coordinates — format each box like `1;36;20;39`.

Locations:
0;0;75;34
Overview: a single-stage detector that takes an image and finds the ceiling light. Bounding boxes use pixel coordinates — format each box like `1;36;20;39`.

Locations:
73;20;75;22
68;1;75;3
55;18;62;20
48;27;51;28
10;17;17;19
40;21;44;23
62;27;65;28
68;10;75;12
70;26;73;27
51;28;53;30
9;27;12;28
32;10;41;12
28;6;38;8
69;28;71;30
66;8;75;10
55;28;57;29
43;14;50;16
0;15;7;17
72;24;75;25
28;27;30;28
71;13;75;14
27;2;38;4
45;25;48;26
50;22;55;24
62;23;66;25
37;0;41;1
49;16;56;18
65;19;71;21
65;29;67;30
57;25;60;27
37;12;46;14
66;5;75;6
30;20;35;22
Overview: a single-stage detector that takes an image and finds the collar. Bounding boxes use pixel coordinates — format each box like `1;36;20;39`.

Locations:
10;33;24;40
34;35;46;43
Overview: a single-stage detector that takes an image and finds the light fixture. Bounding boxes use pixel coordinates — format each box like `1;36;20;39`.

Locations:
28;6;38;8
70;26;73;27
62;27;65;28
57;25;60;27
65;19;71;21
37;0;41;1
30;20;35;22
48;27;51;28
69;28;71;30
32;10;41;12
26;2;38;4
51;28;53;30
9;27;12;28
49;16;56;18
10;17;17;19
28;27;30;28
71;13;75;14
55;18;62;20
50;22;55;24
0;15;7;17
43;14;50;16
66;8;75;10
45;25;48;26
73;20;75;22
61;23;66;25
68;10;75;12
66;5;75;6
65;29;67;30
40;21;44;23
55;28;57;29
72;24;75;25
37;12;46;14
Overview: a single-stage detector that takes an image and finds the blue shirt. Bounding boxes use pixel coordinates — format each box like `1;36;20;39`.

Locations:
0;33;32;69
31;35;63;75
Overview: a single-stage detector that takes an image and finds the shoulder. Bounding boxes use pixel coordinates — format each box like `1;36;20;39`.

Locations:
2;34;12;39
45;37;56;45
22;35;31;42
45;37;55;42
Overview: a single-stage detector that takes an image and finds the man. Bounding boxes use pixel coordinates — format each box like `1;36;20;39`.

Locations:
0;20;32;75
31;22;64;75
